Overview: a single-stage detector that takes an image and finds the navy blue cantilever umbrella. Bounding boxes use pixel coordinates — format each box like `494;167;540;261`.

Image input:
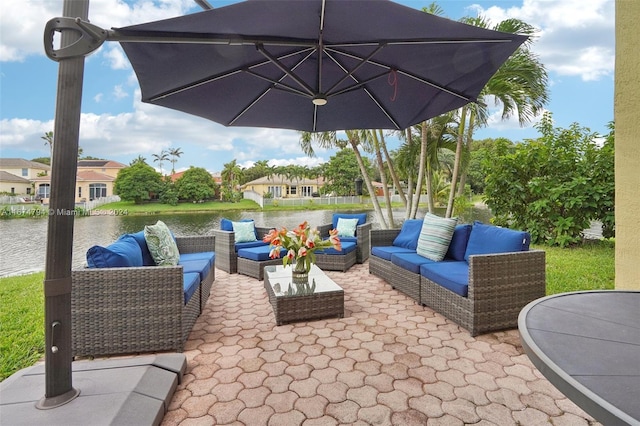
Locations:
114;0;526;132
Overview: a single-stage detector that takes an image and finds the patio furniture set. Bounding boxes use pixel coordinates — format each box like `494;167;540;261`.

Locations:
369;217;546;336
71;214;545;358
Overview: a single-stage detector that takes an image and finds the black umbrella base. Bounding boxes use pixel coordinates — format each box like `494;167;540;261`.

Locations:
0;354;185;426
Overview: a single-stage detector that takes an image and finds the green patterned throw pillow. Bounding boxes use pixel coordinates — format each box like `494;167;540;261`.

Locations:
336;217;359;237
416;213;458;261
144;220;180;266
232;220;257;243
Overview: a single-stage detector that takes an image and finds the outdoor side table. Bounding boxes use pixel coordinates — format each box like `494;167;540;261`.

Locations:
518;290;640;426
264;264;344;325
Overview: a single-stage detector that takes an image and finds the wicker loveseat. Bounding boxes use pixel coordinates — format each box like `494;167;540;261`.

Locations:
71;231;215;357
370;220;546;336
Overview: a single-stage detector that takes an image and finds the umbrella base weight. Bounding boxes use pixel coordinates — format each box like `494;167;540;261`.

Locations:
0;354;186;426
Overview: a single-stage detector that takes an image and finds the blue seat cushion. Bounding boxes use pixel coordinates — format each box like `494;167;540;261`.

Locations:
86;235;143;268
179;257;214;281
130;231;156;266
420;261;469;297
392;219;423;250
183;272;200;305
316;241;356;255
371;246;414;261
332;213;367;233
464;222;531;262
390;252;436;274
235;240;268;252
238;245;286;261
445;224;472;261
338;236;357;244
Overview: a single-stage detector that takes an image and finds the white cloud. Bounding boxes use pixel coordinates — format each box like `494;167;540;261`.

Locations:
469;0;614;82
94;93;104;103
112;85;128;99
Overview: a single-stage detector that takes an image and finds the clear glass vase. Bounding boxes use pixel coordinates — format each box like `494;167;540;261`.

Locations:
291;257;310;285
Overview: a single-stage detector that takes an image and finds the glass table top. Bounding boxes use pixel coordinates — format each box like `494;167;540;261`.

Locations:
264;264;343;297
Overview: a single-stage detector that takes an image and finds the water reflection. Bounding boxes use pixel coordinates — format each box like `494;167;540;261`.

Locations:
0;206;490;277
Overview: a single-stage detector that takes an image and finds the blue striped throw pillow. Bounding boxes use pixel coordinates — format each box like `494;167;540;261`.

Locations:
416;213;458;261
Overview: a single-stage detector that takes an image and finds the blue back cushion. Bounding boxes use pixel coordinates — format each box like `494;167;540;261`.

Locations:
445;224;472;261
332;213;367;231
86;235;143;268
392;219;423;250
464;222;531;262
130;231;156;266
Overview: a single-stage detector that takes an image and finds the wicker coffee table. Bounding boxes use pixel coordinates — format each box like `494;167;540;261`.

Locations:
264;264;344;325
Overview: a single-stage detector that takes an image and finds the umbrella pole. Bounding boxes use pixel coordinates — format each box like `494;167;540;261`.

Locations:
36;0;88;409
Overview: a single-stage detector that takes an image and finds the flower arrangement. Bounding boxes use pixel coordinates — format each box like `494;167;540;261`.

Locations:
263;221;341;273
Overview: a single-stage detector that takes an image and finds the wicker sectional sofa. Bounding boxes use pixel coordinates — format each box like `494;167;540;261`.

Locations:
71;232;215;357
369;220;546;336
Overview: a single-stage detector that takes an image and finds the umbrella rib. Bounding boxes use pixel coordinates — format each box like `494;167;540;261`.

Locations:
257;44;316;96
229;47;316;126
327;47;474;103
325;44;386;95
324;49;401;129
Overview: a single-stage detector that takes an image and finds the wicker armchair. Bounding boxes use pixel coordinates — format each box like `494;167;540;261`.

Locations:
319;221;372;264
213;226;274;274
71;235;215;357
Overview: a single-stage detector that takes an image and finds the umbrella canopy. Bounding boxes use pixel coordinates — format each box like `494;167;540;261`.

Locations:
115;0;526;132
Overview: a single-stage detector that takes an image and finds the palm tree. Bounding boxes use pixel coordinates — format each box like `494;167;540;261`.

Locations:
130;155;147;166
445;16;549;217
168;147;183;175
41;131;54;164
152;150;169;175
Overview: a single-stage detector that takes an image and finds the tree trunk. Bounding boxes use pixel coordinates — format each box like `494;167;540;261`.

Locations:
410;121;428;219
373;130;395;228
348;137;388;228
457;108;476;197
379;130;406;207
446;107;467;218
404;127;414;219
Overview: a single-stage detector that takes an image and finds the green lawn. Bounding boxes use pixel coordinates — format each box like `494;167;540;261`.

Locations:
0;239;615;381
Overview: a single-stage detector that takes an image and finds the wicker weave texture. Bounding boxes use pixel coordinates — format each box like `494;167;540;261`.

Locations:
238;256;283;280
315;249;357;272
421;250;546;336
264;276;344;325
389;262;422;303
368;255;394;284
71;235;215;357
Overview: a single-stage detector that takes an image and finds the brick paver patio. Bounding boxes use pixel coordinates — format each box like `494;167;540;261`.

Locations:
161;263;600;425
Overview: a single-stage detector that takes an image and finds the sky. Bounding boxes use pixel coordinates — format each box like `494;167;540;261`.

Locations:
0;0;614;175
